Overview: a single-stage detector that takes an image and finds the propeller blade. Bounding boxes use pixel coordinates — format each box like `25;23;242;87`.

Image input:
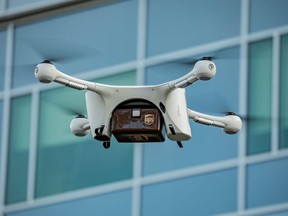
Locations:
62;106;86;118
20;36;99;64
179;46;240;66
190;92;235;115
40;91;87;118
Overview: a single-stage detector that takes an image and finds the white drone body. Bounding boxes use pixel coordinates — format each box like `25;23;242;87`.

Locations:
35;59;242;149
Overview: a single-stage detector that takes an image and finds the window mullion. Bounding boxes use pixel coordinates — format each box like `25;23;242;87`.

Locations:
271;32;280;154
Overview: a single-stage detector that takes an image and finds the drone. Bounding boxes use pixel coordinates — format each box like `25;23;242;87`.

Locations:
34;58;242;149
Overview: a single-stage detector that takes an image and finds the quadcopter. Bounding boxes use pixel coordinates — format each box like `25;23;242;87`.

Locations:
34;58;242;149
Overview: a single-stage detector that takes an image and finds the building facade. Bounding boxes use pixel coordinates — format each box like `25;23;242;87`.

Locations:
0;0;288;215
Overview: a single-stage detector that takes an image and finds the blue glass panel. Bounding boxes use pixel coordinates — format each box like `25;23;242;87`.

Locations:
250;0;288;33
13;0;137;87
246;158;288;208
0;100;2;175
279;34;288;149
268;212;288;216
6;95;31;204
142;169;237;216
147;0;241;56
7;0;47;9
247;39;272;155
6;190;132;216
144;47;240;175
0;29;6;91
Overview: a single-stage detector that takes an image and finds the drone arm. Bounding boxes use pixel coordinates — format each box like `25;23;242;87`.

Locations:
35;61;96;91
187;109;242;134
173;74;199;89
168;60;216;90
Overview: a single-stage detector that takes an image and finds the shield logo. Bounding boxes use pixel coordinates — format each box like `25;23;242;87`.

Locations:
129;134;149;142
144;114;155;126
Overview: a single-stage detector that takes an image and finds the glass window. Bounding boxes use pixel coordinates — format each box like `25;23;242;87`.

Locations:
269;212;288;216
246;158;288;208
143;47;240;175
249;0;288;33
0;29;6;91
36;71;135;198
6;190;132;216
0;100;2;175
6;95;31;204
7;0;51;9
146;0;241;57
247;39;272;155
12;0;137;88
279;34;288;149
92;70;136;85
142;169;237;216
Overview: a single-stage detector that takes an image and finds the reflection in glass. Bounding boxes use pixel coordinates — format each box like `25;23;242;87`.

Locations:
147;0;240;56
279;34;288;149
4;189;132;216
36;71;135;198
142;169;237;215
249;0;288;33
6;95;31;204
7;0;48;9
0;101;2;176
246;158;288;208
12;0;137;88
247;39;272;155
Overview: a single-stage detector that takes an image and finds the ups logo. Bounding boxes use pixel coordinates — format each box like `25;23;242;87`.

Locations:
144;114;155;126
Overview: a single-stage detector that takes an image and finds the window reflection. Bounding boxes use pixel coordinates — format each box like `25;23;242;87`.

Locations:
7;0;48;9
147;0;240;56
279;34;288;149
247;39;272;155
6;95;31;204
12;0;137;88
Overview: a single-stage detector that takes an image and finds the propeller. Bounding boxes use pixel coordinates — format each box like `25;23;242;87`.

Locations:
22;37;99;63
40;87;87;120
12;36;99;87
75;114;86;119
179;46;240;66
187;91;273;123
178;56;213;67
41;59;53;64
14;36;98;71
57;105;87;119
225;112;236;116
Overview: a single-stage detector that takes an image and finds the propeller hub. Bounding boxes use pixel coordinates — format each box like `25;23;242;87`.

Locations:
226;112;236;116
201;56;213;61
41;59;53;64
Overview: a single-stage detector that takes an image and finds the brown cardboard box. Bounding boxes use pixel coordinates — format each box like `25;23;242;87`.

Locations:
111;108;165;142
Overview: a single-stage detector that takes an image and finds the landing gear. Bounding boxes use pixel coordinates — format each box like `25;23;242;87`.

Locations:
94;126;111;149
176;141;183;148
93;126;111;149
103;141;111;149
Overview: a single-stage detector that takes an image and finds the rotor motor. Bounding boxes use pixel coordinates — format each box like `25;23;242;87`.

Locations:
70;115;90;137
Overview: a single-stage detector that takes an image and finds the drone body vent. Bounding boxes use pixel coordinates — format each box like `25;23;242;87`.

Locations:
66;81;87;90
194;117;213;126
